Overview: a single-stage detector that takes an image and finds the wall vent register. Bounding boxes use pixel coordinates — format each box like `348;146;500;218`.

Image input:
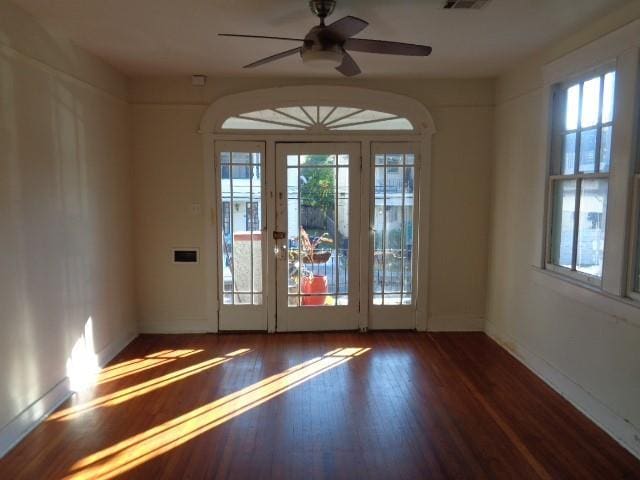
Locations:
173;249;199;263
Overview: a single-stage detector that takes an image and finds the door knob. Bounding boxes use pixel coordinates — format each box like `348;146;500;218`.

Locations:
274;243;287;260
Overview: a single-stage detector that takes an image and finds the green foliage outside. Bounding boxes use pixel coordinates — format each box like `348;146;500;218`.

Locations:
300;155;336;217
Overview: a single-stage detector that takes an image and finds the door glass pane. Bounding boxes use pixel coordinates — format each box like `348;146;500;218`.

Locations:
551;180;576;269
373;153;415;306
220;150;263;305
287;154;349;307
402;167;415;305
251;161;262;296
373;166;385;304
576;179;607;277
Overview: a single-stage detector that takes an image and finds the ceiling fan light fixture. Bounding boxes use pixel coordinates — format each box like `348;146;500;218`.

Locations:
301;48;343;67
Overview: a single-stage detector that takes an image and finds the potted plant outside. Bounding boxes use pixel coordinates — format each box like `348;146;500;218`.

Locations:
291;228;332;305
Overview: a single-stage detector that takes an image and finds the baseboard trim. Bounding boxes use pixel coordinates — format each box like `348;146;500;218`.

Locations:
139;321;214;334
0;331;137;459
485;321;640;460
428;315;485;332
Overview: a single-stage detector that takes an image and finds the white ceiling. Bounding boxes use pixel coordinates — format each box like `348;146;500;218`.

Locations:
12;0;630;78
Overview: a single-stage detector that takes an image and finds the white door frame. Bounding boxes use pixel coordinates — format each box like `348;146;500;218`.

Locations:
200;86;436;332
369;142;423;329
214;140;269;331
275;142;361;332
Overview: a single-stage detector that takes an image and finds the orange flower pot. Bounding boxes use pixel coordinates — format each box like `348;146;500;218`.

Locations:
301;275;328;306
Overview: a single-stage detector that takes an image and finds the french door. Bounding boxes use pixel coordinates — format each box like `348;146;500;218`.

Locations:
274;143;361;331
215;141;268;331
214;140;419;331
369;143;421;329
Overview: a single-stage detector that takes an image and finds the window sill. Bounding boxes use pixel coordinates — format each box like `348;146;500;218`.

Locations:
544;263;603;287
530;266;640;327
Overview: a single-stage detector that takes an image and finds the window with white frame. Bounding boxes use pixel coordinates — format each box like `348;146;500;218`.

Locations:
548;70;616;280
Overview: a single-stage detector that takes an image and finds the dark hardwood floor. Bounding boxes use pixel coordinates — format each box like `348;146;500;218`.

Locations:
1;332;638;479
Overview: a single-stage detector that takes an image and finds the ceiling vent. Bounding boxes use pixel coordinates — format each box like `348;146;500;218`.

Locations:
443;0;491;9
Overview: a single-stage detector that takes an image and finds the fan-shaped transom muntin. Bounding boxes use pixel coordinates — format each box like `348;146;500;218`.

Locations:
221;105;414;132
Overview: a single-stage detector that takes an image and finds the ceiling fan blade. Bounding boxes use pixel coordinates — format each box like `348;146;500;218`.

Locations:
335;51;361;77
326;15;369;40
219;33;304;42
243;47;302;69
344;38;432;56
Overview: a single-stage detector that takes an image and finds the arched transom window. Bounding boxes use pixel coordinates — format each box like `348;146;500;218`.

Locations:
221;106;414;132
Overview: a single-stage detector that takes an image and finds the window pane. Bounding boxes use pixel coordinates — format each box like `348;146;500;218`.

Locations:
402;167;415;304
242;109;309;127
581;76;601;128
384;203;401;297
301;154;336;166
328;109;395;126
563;133;576;174
566;84;580;130
551;180;576;269
600;125;612;173
576;179;608;277
232;152;251;164
579;128;597;173
288;154;348;307
387;154;403;165
372;159;415;306
336;165;349;296
602;71;615;123
373;167;385;305
222;117;305;130
220;151;263;305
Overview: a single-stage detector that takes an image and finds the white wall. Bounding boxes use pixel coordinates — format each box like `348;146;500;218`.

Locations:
487;1;640;458
0;0;136;455
130;77;494;333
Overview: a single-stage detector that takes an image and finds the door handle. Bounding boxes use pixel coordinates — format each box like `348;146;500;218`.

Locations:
274;242;287;260
273;231;287;260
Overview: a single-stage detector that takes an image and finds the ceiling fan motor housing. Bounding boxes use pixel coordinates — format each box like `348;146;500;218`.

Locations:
309;0;336;20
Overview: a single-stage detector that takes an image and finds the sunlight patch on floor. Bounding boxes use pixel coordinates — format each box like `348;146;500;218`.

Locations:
97;349;204;385
65;347;370;480
50;349;250;421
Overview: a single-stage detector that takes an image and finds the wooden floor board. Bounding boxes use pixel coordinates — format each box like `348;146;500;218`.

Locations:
0;332;638;479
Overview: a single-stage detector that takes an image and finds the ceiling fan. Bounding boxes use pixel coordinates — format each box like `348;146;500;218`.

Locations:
219;0;432;77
